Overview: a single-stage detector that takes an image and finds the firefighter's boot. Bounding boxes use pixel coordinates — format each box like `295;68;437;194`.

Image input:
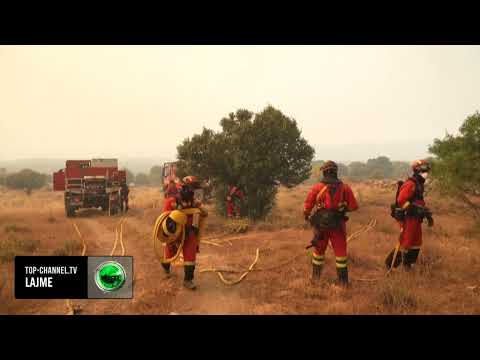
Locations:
311;264;323;282
385;248;403;270
403;248;420;271
336;267;349;288
183;265;197;290
161;262;171;279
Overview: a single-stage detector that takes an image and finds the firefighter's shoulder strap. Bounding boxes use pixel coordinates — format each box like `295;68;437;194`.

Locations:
177;207;206;242
315;183;329;205
339;182;346;209
394;180;404;207
408;176;424;202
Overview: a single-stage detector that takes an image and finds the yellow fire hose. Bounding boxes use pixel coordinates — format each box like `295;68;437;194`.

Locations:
354;226;404;282
152;212;185;265
204;219;378;282
67;218;126;314
346;219;377;243
66;221;87;315
200;248;260;285
72;222;87;257
111;217;126;256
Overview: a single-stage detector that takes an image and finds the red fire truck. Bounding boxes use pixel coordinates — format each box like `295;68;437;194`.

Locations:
162;162;180;193
53;159;126;217
161;161;213;201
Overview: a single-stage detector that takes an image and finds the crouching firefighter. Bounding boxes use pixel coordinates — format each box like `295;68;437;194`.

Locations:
304;161;359;287
153;182;208;290
386;159;434;271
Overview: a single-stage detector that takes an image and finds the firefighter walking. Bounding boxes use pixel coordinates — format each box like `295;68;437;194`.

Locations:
226;185;244;218
386;159;434;270
154;176;207;290
120;182;129;212
303;161;359;287
164;179;180;199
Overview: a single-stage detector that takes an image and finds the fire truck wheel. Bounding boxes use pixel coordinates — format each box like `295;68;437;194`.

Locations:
110;206;118;216
65;206;75;218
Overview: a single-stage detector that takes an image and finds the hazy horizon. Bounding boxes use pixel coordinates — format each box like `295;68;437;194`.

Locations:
1;45;479;164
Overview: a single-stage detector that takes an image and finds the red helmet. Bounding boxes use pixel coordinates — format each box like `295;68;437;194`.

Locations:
320;160;338;172
411;159;431;173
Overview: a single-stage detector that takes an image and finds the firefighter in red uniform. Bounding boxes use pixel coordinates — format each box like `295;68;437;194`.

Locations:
386;159;434;270
160;177;207;290
120;183;129;212
303;161;359;287
226;185;244;218
164;180;179;199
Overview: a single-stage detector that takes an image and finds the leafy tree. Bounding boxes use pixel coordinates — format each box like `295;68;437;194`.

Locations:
348;161;369;180
337;162;349;178
135;172;150;186
429;111;480;218
365;156;394;179
149;165;164;186
123;168;135;184
5;169;48;193
177;106;315;220
392;161;411;179
0;168;6;186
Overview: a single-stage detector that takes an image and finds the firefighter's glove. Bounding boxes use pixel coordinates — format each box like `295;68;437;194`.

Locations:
338;201;347;213
304;211;310;222
425;208;434;227
193;226;200;237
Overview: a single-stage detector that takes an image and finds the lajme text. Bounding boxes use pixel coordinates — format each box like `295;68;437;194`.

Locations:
25;277;53;287
23;265;78;287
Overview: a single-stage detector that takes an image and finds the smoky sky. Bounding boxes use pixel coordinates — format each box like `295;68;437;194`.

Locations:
1;45;479;162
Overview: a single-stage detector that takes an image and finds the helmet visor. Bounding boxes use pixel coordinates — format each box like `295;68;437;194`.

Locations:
418;164;431;173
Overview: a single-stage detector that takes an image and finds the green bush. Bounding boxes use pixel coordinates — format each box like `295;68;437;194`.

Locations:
135;172;150;185
177;106;315;220
4;224;31;233
0;236;40;263
429;111;480;219
52;239;82;256
5;169;48;192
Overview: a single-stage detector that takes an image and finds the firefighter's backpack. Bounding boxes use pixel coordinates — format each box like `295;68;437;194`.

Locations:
390;180;405;221
309;183;345;230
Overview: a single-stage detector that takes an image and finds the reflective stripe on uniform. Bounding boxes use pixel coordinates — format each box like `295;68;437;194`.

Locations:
312;252;325;265
183;261;196;266
335;256;348;268
410;246;421;250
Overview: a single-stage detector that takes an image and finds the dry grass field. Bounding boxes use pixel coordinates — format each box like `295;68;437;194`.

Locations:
1;182;479;314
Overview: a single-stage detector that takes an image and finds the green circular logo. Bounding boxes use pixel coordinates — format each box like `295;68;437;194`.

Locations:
95;261;126;292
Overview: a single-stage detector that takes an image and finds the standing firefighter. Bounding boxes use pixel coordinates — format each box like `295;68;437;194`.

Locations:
226;185;244;218
120;183;129;212
154;177;207;290
164;179;180;199
304;161;359;287
386;159;434;270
